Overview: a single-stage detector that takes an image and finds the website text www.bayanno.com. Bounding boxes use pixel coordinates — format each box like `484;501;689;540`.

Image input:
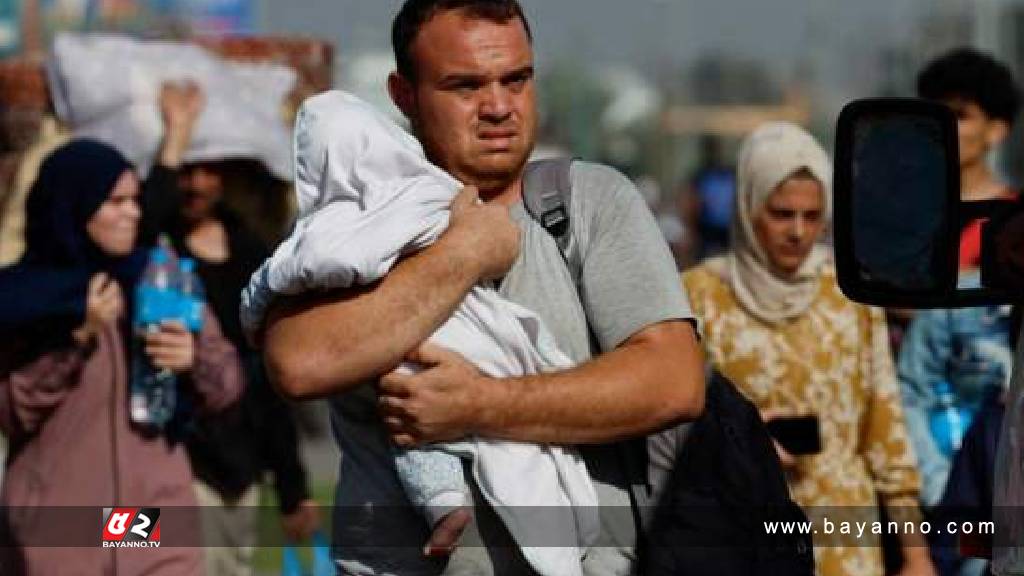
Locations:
765;518;995;540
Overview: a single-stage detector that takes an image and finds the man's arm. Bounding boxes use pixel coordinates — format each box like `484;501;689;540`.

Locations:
138;82;204;246
264;186;519;399
380;162;704;445
157;80;204;170
379;319;704;446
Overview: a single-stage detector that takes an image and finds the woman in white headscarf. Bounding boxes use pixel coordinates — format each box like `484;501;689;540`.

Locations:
683;123;935;576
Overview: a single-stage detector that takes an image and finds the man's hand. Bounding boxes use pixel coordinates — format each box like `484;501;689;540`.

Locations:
376;320;703;447
158;80;205;168
144;320;195;374
438;186;520;282
378;343;488;447
280;499;321;544
72;273;124;345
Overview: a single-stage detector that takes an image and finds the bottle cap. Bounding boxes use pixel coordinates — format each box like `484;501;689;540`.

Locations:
149;246;169;265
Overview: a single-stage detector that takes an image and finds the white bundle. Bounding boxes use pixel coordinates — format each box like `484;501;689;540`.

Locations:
47;32;295;180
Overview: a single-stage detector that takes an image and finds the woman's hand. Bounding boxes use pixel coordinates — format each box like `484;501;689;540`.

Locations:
770;438;797;468
144;321;195;374
894;547;937;576
895;532;937;576
72;273;123;346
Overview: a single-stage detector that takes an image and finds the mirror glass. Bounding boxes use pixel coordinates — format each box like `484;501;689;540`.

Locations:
850;112;951;292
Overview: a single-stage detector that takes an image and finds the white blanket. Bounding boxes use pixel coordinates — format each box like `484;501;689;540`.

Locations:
240;91;598;575
47;33;294;180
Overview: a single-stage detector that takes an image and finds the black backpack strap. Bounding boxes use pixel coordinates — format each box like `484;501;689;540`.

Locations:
522;157;652;533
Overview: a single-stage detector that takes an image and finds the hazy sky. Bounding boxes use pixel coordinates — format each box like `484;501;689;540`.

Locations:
259;0;1005;120
261;0;940;76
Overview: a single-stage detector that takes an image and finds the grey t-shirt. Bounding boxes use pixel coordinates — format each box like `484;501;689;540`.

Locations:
331;161;695;576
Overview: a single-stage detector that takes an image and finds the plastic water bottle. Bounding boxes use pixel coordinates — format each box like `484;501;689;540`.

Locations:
929;380;973;458
130;241;179;429
281;531;334;576
177;258;205;333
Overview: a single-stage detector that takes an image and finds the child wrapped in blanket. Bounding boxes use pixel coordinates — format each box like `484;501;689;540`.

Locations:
241;91;598;575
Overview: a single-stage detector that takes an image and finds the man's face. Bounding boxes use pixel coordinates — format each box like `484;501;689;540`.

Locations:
391;10;537;195
178;163;224;222
944;97;1009;169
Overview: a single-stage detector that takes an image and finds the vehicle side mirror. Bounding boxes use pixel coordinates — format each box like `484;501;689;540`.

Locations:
834;98;1021;308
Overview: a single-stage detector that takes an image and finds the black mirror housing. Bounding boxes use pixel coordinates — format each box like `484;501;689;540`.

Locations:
834;98;1020;308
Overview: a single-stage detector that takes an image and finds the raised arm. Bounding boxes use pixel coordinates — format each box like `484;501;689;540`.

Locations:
157;80;204;171
138;81;205;246
263;186;520;399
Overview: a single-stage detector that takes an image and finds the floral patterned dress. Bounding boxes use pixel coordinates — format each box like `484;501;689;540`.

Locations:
683;264;923;576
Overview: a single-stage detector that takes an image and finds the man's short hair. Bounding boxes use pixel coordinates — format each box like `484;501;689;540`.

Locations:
917;47;1021;125
392;0;532;81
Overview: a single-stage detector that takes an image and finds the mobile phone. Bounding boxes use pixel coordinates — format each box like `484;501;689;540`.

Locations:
765;415;821;456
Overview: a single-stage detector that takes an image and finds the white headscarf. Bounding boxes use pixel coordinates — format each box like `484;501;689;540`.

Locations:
706;122;833;325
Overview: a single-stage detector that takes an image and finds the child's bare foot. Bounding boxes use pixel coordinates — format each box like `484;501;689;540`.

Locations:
423;507;472;557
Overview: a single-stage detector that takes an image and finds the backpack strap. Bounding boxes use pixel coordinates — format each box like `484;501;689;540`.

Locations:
522;157;653;532
522;158;578;274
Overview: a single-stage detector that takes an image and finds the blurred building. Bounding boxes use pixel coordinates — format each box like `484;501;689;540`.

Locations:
27;0;256;51
0;0;334;262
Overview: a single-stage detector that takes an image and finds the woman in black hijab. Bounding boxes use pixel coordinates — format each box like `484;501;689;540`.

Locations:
0;139;242;576
0;140;145;334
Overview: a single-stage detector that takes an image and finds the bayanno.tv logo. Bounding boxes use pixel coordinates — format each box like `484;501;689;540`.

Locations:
101;508;161;548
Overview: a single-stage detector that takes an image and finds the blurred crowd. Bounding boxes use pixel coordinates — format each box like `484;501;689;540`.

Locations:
671;47;1021;576
0;2;1020;576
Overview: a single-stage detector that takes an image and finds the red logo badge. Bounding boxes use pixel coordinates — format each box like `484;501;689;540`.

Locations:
102;508;161;548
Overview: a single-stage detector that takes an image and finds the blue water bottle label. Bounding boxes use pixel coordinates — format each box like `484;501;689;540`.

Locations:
182;296;204;332
135;286;181;327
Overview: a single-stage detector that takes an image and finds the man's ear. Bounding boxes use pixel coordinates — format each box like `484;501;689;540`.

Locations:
986;119;1011;149
388;72;416;119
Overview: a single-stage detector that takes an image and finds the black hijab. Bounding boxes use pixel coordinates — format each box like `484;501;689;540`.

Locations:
0;139;145;334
